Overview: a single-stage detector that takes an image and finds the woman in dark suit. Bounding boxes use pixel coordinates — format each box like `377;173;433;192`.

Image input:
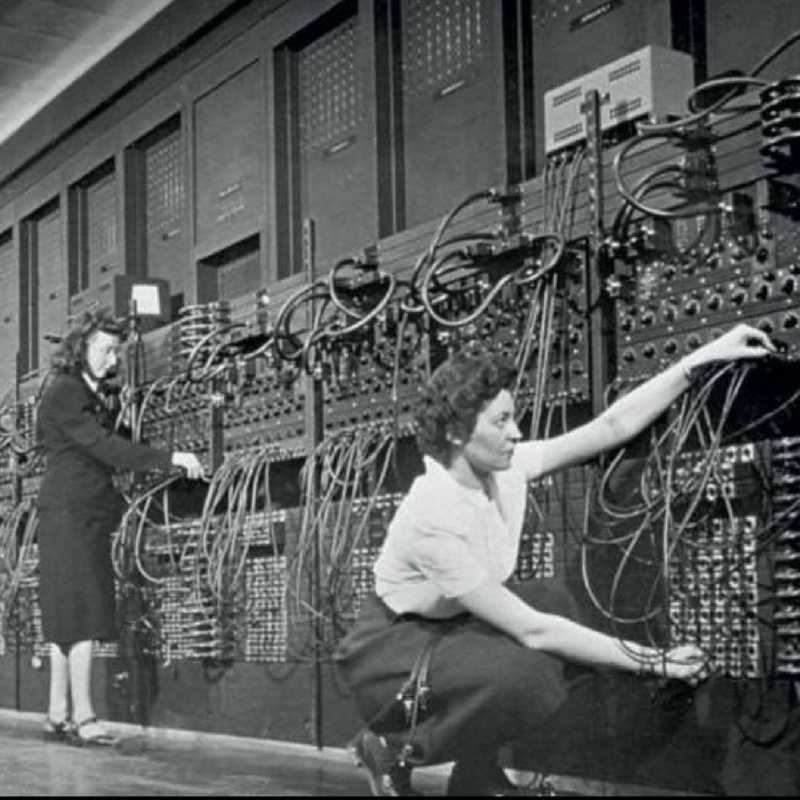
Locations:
37;308;203;746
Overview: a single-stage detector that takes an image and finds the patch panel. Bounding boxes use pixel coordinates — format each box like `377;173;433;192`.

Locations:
669;515;762;678
223;366;306;451
241;555;288;663
613;181;800;383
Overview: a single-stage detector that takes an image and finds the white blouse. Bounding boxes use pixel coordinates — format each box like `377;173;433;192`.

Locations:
375;443;544;618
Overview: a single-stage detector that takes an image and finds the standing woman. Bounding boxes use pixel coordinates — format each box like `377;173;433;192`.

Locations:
37;308;203;746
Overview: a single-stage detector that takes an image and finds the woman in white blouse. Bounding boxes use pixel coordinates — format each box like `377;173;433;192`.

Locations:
336;323;775;797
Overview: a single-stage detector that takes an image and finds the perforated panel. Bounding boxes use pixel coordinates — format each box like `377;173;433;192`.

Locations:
287;8;377;271
146;127;184;241
399;0;506;228
144;123;187;297
0;233;17;393
298;17;361;154
36;206;66;366
401;0;485;96
86;169;118;287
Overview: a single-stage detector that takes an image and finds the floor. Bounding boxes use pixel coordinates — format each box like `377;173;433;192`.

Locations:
0;711;447;797
0;711;703;797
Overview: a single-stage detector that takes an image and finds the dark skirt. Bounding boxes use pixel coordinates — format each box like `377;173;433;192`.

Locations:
334;579;578;765
336;579;707;779
38;507;118;645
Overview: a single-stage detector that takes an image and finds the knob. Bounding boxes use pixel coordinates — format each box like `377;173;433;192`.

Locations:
755;284;770;301
643;344;656;359
641;311;656;327
782;278;796;294
706;294;723;311
664;339;678;356
684;300;700;316
757;318;775;334
620;316;635;333
783;313;799;330
663;304;678;323
731;289;747;306
687;334;702;351
622;349;636;364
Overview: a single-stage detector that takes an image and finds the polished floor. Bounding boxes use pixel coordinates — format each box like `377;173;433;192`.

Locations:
0;711;704;796
0;711;451;797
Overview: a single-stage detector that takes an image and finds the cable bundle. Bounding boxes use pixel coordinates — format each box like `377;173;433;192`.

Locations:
287;422;397;660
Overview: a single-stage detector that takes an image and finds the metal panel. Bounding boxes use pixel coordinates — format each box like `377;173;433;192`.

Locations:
36;205;66;368
194;62;264;248
86;168;119;288
217;251;260;301
197;237;262;303
531;0;673;169
399;0;507;228
705;0;800;79
145;123;186;287
0;232;17;395
295;10;376;269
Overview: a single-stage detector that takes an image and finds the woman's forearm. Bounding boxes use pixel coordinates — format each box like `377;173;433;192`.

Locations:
598;323;775;447
596;357;692;445
460;583;663;675
521;613;662;674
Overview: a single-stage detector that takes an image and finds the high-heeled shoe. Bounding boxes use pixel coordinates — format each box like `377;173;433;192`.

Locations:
43;717;73;743
68;716;117;747
349;729;423;797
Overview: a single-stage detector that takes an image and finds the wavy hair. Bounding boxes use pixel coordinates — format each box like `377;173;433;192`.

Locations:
50;307;126;375
414;350;516;466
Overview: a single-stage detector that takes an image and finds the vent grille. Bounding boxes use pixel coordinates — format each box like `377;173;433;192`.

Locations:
608;58;642;83
402;0;484;96
298;16;362;153
146;126;184;239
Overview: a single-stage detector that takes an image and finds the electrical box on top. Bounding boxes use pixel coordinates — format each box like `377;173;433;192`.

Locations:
543;44;695;155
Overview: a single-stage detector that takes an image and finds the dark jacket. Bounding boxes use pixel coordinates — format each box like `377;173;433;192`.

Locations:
36;371;174;643
37;371;172;515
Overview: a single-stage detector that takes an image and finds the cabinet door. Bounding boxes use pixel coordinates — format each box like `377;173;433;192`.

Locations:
86;168;119;289
399;0;507;228
0;234;17;393
275;1;378;279
296;12;376;267
195;62;264;249
145;123;188;296
36;205;67;368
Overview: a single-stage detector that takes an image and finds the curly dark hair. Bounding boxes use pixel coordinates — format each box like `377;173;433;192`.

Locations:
50;307;126;375
415;351;517;466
